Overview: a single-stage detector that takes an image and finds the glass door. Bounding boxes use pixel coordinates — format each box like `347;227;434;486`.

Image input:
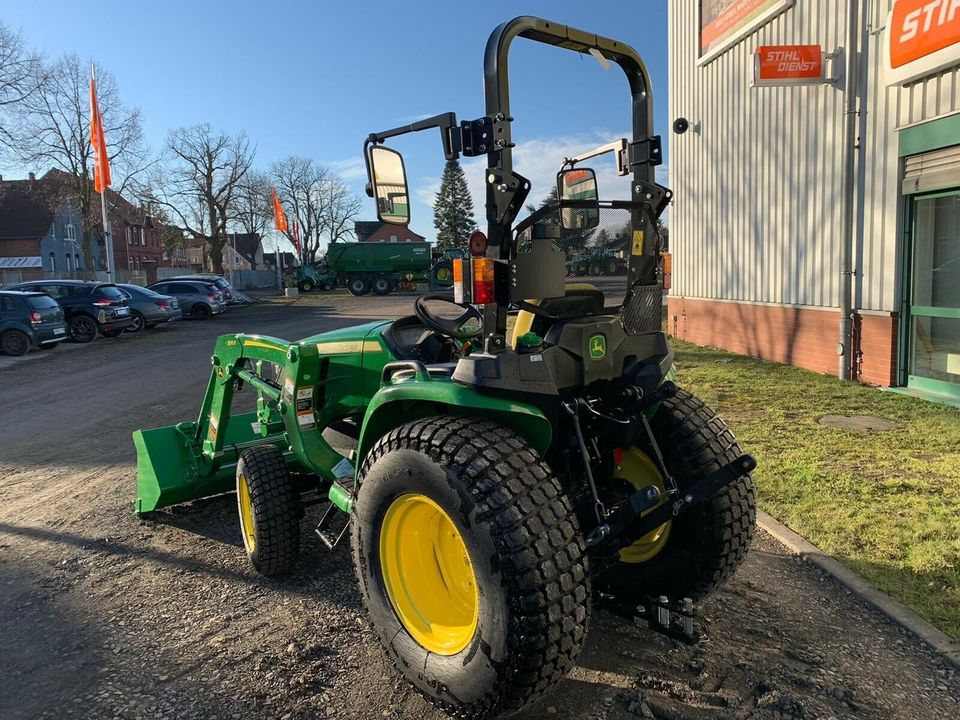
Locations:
906;191;960;401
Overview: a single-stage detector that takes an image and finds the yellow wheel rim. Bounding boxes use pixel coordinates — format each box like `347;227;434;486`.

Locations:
379;493;479;655
435;267;451;281
616;448;671;564
237;471;256;554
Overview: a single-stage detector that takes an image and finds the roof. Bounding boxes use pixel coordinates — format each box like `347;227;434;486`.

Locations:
227;233;262;265
354;221;382;242
0;177;64;240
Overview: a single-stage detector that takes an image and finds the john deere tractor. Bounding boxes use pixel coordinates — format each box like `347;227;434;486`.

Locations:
134;17;756;718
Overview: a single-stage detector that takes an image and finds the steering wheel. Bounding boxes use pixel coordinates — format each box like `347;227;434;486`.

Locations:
414;294;483;340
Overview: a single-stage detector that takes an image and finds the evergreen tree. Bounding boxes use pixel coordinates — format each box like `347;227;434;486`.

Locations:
433;160;476;252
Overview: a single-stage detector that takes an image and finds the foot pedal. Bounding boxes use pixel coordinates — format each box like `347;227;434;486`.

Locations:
315;501;350;549
314;477;354;550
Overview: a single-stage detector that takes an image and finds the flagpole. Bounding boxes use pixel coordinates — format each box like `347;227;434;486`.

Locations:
92;64;115;281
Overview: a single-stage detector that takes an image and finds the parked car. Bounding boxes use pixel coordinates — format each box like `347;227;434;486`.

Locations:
5;280;134;342
167;274;237;303
117;284;182;332
0;290;68;355
147;280;225;320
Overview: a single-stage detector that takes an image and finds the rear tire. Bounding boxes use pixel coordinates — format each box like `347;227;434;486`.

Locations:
347;276;370;296
0;329;30;356
192;303;212;321
588;262;602;276
597;388;756;603
353;417;590;719
371;276;392;295
605;258;619;275
236;445;301;577
68;315;98;343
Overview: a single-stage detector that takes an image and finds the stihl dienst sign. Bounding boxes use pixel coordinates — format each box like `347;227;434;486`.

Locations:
754;45;825;85
885;0;960;85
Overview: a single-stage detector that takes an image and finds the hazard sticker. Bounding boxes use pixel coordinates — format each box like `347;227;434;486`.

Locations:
631;230;645;256
296;386;314;412
297;410;316;431
283;377;295;403
207;413;219;441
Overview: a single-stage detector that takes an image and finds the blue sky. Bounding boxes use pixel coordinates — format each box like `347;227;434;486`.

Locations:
1;0;669;249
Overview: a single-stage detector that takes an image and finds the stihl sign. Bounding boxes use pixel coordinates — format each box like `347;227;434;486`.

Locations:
885;0;960;85
754;45;826;86
755;45;824;81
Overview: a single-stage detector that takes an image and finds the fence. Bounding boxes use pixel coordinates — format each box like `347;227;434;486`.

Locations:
0;268;148;287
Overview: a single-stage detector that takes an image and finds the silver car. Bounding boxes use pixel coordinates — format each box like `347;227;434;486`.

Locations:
117;284;182;332
147;280;225;320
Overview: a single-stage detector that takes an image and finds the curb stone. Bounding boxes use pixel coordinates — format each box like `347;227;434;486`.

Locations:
756;510;960;668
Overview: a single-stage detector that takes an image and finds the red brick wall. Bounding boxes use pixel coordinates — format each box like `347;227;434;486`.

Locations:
666;297;898;386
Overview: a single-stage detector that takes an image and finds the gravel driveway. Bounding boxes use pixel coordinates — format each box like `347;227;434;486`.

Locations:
1;299;957;719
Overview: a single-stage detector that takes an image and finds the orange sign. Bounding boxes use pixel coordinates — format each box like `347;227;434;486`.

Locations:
700;0;794;61
755;45;824;83
886;0;960;84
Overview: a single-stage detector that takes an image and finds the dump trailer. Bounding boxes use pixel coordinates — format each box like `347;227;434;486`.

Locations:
134;15;756;719
294;242;433;295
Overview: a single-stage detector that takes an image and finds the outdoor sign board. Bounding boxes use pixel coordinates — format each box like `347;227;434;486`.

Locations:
753;44;826;85
699;0;795;64
885;0;960;85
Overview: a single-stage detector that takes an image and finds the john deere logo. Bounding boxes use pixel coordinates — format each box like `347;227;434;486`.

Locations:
589;334;606;359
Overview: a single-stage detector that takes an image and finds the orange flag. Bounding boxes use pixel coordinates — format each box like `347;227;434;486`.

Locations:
272;188;288;232
89;66;111;193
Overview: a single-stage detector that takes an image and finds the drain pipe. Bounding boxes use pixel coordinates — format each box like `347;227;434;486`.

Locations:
839;0;861;380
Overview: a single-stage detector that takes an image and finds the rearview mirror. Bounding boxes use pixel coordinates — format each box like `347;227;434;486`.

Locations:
557;167;599;230
367;145;410;225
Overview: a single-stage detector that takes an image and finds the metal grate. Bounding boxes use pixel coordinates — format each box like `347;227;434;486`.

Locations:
621;283;663;335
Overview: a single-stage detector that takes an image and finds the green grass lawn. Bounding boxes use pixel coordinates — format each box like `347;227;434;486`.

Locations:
670;340;960;640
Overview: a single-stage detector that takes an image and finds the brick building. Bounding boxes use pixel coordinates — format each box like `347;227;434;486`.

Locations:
354;220;426;243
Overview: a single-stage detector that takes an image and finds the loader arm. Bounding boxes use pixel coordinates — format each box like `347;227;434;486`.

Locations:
134;332;373;514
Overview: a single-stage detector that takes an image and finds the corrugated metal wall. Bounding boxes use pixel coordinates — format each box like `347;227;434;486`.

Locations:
669;0;960;313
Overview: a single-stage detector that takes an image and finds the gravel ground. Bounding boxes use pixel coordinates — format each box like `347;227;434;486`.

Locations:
1;299;958;719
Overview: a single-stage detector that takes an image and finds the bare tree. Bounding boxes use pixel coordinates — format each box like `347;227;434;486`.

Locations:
9;52;149;264
271;155;328;264
271;155;361;263
0;23;45;153
232;170;273;239
320;174;361;245
147;124;254;273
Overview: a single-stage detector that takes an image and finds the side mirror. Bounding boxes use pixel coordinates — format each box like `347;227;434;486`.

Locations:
366;145;410;225
557;167;599;231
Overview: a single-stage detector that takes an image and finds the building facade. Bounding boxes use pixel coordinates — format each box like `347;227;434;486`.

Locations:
669;0;960;404
354;221;426;243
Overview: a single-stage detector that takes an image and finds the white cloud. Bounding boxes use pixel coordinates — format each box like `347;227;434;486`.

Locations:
327;157;368;182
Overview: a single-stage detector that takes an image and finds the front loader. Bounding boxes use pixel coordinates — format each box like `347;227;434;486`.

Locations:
134;16;756;719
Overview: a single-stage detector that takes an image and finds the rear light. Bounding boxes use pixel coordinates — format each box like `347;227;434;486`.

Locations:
452;259;466;304
471;257;495;305
29;311;42;325
92;299;113;307
154;300;170;309
208;294;219;301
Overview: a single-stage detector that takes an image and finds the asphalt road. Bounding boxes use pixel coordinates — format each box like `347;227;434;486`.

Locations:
1;297;958;720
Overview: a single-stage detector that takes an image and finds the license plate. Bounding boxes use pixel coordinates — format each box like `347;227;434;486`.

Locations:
116;307;129;316
53;327;65;335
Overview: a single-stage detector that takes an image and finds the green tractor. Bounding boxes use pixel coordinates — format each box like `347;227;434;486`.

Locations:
133;16;755;719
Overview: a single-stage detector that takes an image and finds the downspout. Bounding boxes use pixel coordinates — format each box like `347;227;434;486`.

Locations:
839;0;861;380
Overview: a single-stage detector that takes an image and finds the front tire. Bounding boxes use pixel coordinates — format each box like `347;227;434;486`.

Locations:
126;311;145;333
298;279;314;292
598;388;756;603
353;417;590;719
236;445;301;576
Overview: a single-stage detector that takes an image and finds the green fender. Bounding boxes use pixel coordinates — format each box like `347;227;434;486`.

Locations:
354;377;552;479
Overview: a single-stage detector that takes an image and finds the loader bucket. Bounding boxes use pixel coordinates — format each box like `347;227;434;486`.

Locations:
133;413;263;514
